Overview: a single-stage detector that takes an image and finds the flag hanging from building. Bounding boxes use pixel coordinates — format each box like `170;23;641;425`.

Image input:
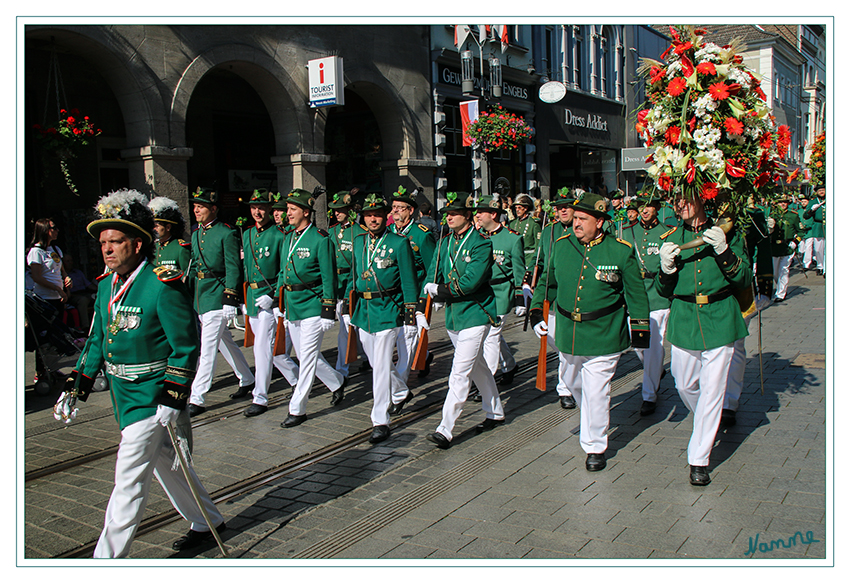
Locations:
460;100;479;147
496;25;510;53
454;25;472;47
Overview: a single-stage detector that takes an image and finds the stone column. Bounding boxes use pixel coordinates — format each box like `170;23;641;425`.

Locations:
121;145;193;219
273;153;332;229
380;158;438;204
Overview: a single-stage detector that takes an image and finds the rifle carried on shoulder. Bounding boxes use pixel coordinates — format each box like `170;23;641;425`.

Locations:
345;288;358;364
242;282;254;347
412;229;443;371
272;292;287;356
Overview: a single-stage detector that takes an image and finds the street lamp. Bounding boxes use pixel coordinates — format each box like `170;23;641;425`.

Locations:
489;56;502;99
461;50;475;95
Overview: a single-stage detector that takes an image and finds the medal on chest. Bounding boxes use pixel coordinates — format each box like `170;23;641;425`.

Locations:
108;306;142;334
296;248;310;259
595;265;620;283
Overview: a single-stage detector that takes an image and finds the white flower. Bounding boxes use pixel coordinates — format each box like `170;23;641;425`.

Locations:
695;43;722;63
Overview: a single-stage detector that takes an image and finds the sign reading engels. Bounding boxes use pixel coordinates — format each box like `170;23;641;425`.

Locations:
308;56;345;108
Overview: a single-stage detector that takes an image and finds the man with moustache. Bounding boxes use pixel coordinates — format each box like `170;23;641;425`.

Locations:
345;194;420;443
529;191;650;472
509;193;541;267
187;187;255;417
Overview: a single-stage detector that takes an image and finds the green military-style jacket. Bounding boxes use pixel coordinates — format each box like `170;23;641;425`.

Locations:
508;215;542;266
73;261;199;430
242;220;285;318
345;229;419;333
770;208;804;256
389;219;436;289
659;202;679;228
481;224;525;316
155;238;191;272
656;221;752;351
803;198;826;239
530;232;650;356
422;225;498;331
621;219;673;313
277;223;337;321
330;220;368;301
188;220;242;314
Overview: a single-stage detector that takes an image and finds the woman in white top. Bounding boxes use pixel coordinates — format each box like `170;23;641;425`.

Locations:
27;218;71;311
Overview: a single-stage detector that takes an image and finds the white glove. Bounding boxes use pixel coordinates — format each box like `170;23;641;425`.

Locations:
222;304;237;320
319;318;335;333
432;302;444;313
154;404;181;427
415;312;430;331
240;303;248;315
522;283;534;302
515;305;527;317
342;312;351;328
659;242;681;274
812;201;825;210
273;307;284;320
767;217;776;230
255;295;274;311
424;282;440;298
53;391;79;424
403;324;418;341
789;241;797;251
533;320;548;339
702;226;728;255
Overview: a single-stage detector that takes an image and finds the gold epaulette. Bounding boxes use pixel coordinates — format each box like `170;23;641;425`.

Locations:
418;224;430;233
555;233;571;242
153;265;184;283
616;238;633;248
178;239;190;247
660;227;678;240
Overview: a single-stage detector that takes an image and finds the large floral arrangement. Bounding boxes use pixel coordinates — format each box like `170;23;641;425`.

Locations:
808;131;825;188
636;26;790;225
32;108;102;195
465;105;534;153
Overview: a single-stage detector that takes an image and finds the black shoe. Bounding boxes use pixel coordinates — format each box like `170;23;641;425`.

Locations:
368;425;391;444
559;395;576;409
172;522;227;551
427;432;451;449
418;352;434;378
330;386;345;407
475;417;505;433
230;383;254;400
689;465;711;486
281;413;308;428
499;364;519;386
720;408;737;427
467;388;482;402
187;404;206;418
817;269;824;276
361;361;372;373
243;403;268;417
640;400;657;416
660;368;667;380
586;453;606;472
388;391;414;416
773;297;784;303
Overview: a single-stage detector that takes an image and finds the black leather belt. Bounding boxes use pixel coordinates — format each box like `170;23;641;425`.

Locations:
336;268;349;275
283;280;320;292
557;298;625;323
489;276;511;286
674;288;733;305
357;286;400;300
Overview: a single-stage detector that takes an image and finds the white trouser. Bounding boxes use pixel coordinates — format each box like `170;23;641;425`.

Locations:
482;321;516;376
272;322;299;386
358;326;405;427
93;416;223;558
395;325;428;389
635;308;670;402
772;255;792;299
190;309;255;407
248;309;276;406
811;237;825;272
288;316;344;416
546;312;571;397
436;325;504;441
800;237;814;268
335;299;351;377
671;343;734;466
724;337;746;412
560;351;621;454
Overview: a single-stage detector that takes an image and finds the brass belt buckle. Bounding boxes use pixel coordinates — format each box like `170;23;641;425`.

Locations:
362;291;374;300
249;282;259;289
197;272;205;279
696;294;709;305
285;284;293;292
570;311;582;322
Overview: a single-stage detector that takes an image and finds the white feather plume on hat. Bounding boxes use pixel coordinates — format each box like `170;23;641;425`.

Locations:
148;195;180;216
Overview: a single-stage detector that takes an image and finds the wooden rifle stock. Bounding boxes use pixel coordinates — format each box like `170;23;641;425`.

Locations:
522;264;540;332
535;299;549;391
272;292;286;356
411;295;432;370
344;289;358;364
243;282;255;347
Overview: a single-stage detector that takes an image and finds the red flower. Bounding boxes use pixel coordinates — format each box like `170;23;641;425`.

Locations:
638;109;650;124
724;117;744;136
688;116;697;132
665;126;681;145
667;77;687;97
786;168;800;183
674;41;693;55
708;82;730;100
776;125;792;157
658;172;673;191
696;62;716;76
726;160;747;178
701;182;719;200
727;83;742;96
66;116;76;124
685;159;696;184
680;55;695;78
753;172;771;189
650;66;666;84
759;132;773;149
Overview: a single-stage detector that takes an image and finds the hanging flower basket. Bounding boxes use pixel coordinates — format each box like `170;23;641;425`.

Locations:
33;108;102;195
808;131;825;188
636;26;790;226
464;105;534;153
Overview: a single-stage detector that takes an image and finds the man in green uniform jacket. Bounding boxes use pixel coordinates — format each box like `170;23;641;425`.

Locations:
149;196;192;291
57;189;224;557
345;194;420;443
475;195;525;386
769;197;804;302
803;187;826;276
657;195;752;485
389;186;437;380
509;193;542;268
418;191;505;449
278;188;345;428
187;188;254;416
529;191;650;472
620;194;673;416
